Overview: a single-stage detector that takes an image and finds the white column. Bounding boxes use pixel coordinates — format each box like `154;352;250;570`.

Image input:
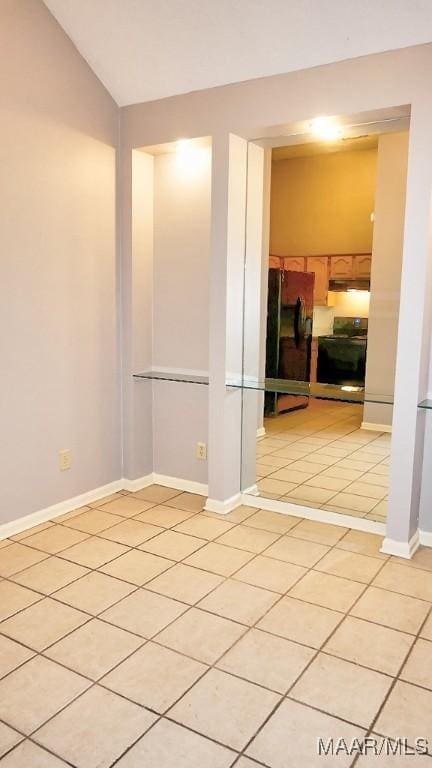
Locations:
383;101;432;557
206;134;247;512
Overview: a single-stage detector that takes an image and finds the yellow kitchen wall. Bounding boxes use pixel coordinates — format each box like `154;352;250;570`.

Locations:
270;148;377;255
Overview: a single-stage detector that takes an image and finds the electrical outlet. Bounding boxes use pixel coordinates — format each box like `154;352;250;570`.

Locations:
196;442;207;460
59;449;72;471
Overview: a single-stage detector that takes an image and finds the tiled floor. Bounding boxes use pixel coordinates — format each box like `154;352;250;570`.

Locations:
0;487;431;767
256;399;390;522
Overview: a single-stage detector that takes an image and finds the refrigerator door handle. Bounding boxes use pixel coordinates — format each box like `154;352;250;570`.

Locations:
294;296;306;348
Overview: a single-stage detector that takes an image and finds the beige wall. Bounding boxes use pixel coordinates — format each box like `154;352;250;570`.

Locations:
1;0;119;524
270;148;377;256
364;132;409;426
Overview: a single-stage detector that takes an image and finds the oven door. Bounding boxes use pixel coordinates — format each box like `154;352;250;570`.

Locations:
317;337;367;387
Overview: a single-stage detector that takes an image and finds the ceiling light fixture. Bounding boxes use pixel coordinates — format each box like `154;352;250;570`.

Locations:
309;116;343;141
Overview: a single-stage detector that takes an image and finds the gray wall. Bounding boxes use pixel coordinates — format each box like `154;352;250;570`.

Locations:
0;0;120;523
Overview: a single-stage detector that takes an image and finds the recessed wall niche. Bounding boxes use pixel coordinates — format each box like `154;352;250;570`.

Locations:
130;138;212;486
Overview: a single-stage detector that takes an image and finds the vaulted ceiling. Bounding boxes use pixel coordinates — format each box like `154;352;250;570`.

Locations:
43;0;432;106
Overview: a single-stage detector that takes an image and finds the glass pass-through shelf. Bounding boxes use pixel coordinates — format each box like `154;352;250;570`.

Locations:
133;371;396;405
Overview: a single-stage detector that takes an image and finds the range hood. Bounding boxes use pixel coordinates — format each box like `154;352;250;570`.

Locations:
328;278;370;292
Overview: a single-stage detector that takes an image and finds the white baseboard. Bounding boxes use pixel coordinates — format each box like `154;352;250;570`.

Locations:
152;473;208;497
256;427;266;439
243;484;259;496
241;492;386;535
419;529;432;548
380;530;420;558
0;479;125;541
204;493;242;514
122;473;154;492
0;472;210;542
361;421;392;433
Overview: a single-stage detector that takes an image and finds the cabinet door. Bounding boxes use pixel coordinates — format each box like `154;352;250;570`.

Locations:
269;255;282;269
330;255;353;278
353;254;372;278
283;256;305;272
306;256;329;306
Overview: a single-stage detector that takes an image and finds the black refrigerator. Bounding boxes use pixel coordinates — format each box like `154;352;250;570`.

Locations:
265;267;314;416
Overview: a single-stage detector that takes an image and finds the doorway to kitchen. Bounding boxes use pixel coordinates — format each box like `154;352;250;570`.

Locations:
240;113;409;530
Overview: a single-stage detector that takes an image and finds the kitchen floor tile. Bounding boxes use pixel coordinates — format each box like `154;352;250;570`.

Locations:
0;635;34;679
257;595;341;648
155;606;246;664
54;571;135;614
173;515;235;540
0;543;48;577
215;525;279;553
139;529;205;560
166;492;205;512
217;628;314;693
258;477;299;495
33;685;156;768
100;519;164;547
146;563;223;604
98;496;156;517
265;536;330;567
100;549;174;585
134;504;194;527
45;618;143;680
0;741;69;767
61;508;124;534
335;529;387;558
373;561;432;602
198;578;278;625
131;484;181;504
304;474;351;492
325;615;414;675
246;697;364;768
168;668;280;751
400;638;432;689
0;724;22;760
233;555;306;593
11;521;54;542
184;541;254;576
375;681;432;751
101;588;187;637
102;642;206;712
326;493;378;513
0;580;41;621
0;656;90;733
114;718;235;768
291;653;392;727
284;486;336;505
11;555;88;594
314;548;383;583
421;612;432;640
0;597;88;651
287;519;348;546
58;536;129;568
289;569;365;612
350;586;431;634
21;526;89;554
244;510;299;534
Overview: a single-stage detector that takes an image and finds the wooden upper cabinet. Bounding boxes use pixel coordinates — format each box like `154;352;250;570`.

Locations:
306;256;328;306
283;256;306;272
269;255;282;269
330;255;353;279
353;254;372;278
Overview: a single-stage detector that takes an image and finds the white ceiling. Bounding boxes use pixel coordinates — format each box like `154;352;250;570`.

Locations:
43;0;432;107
